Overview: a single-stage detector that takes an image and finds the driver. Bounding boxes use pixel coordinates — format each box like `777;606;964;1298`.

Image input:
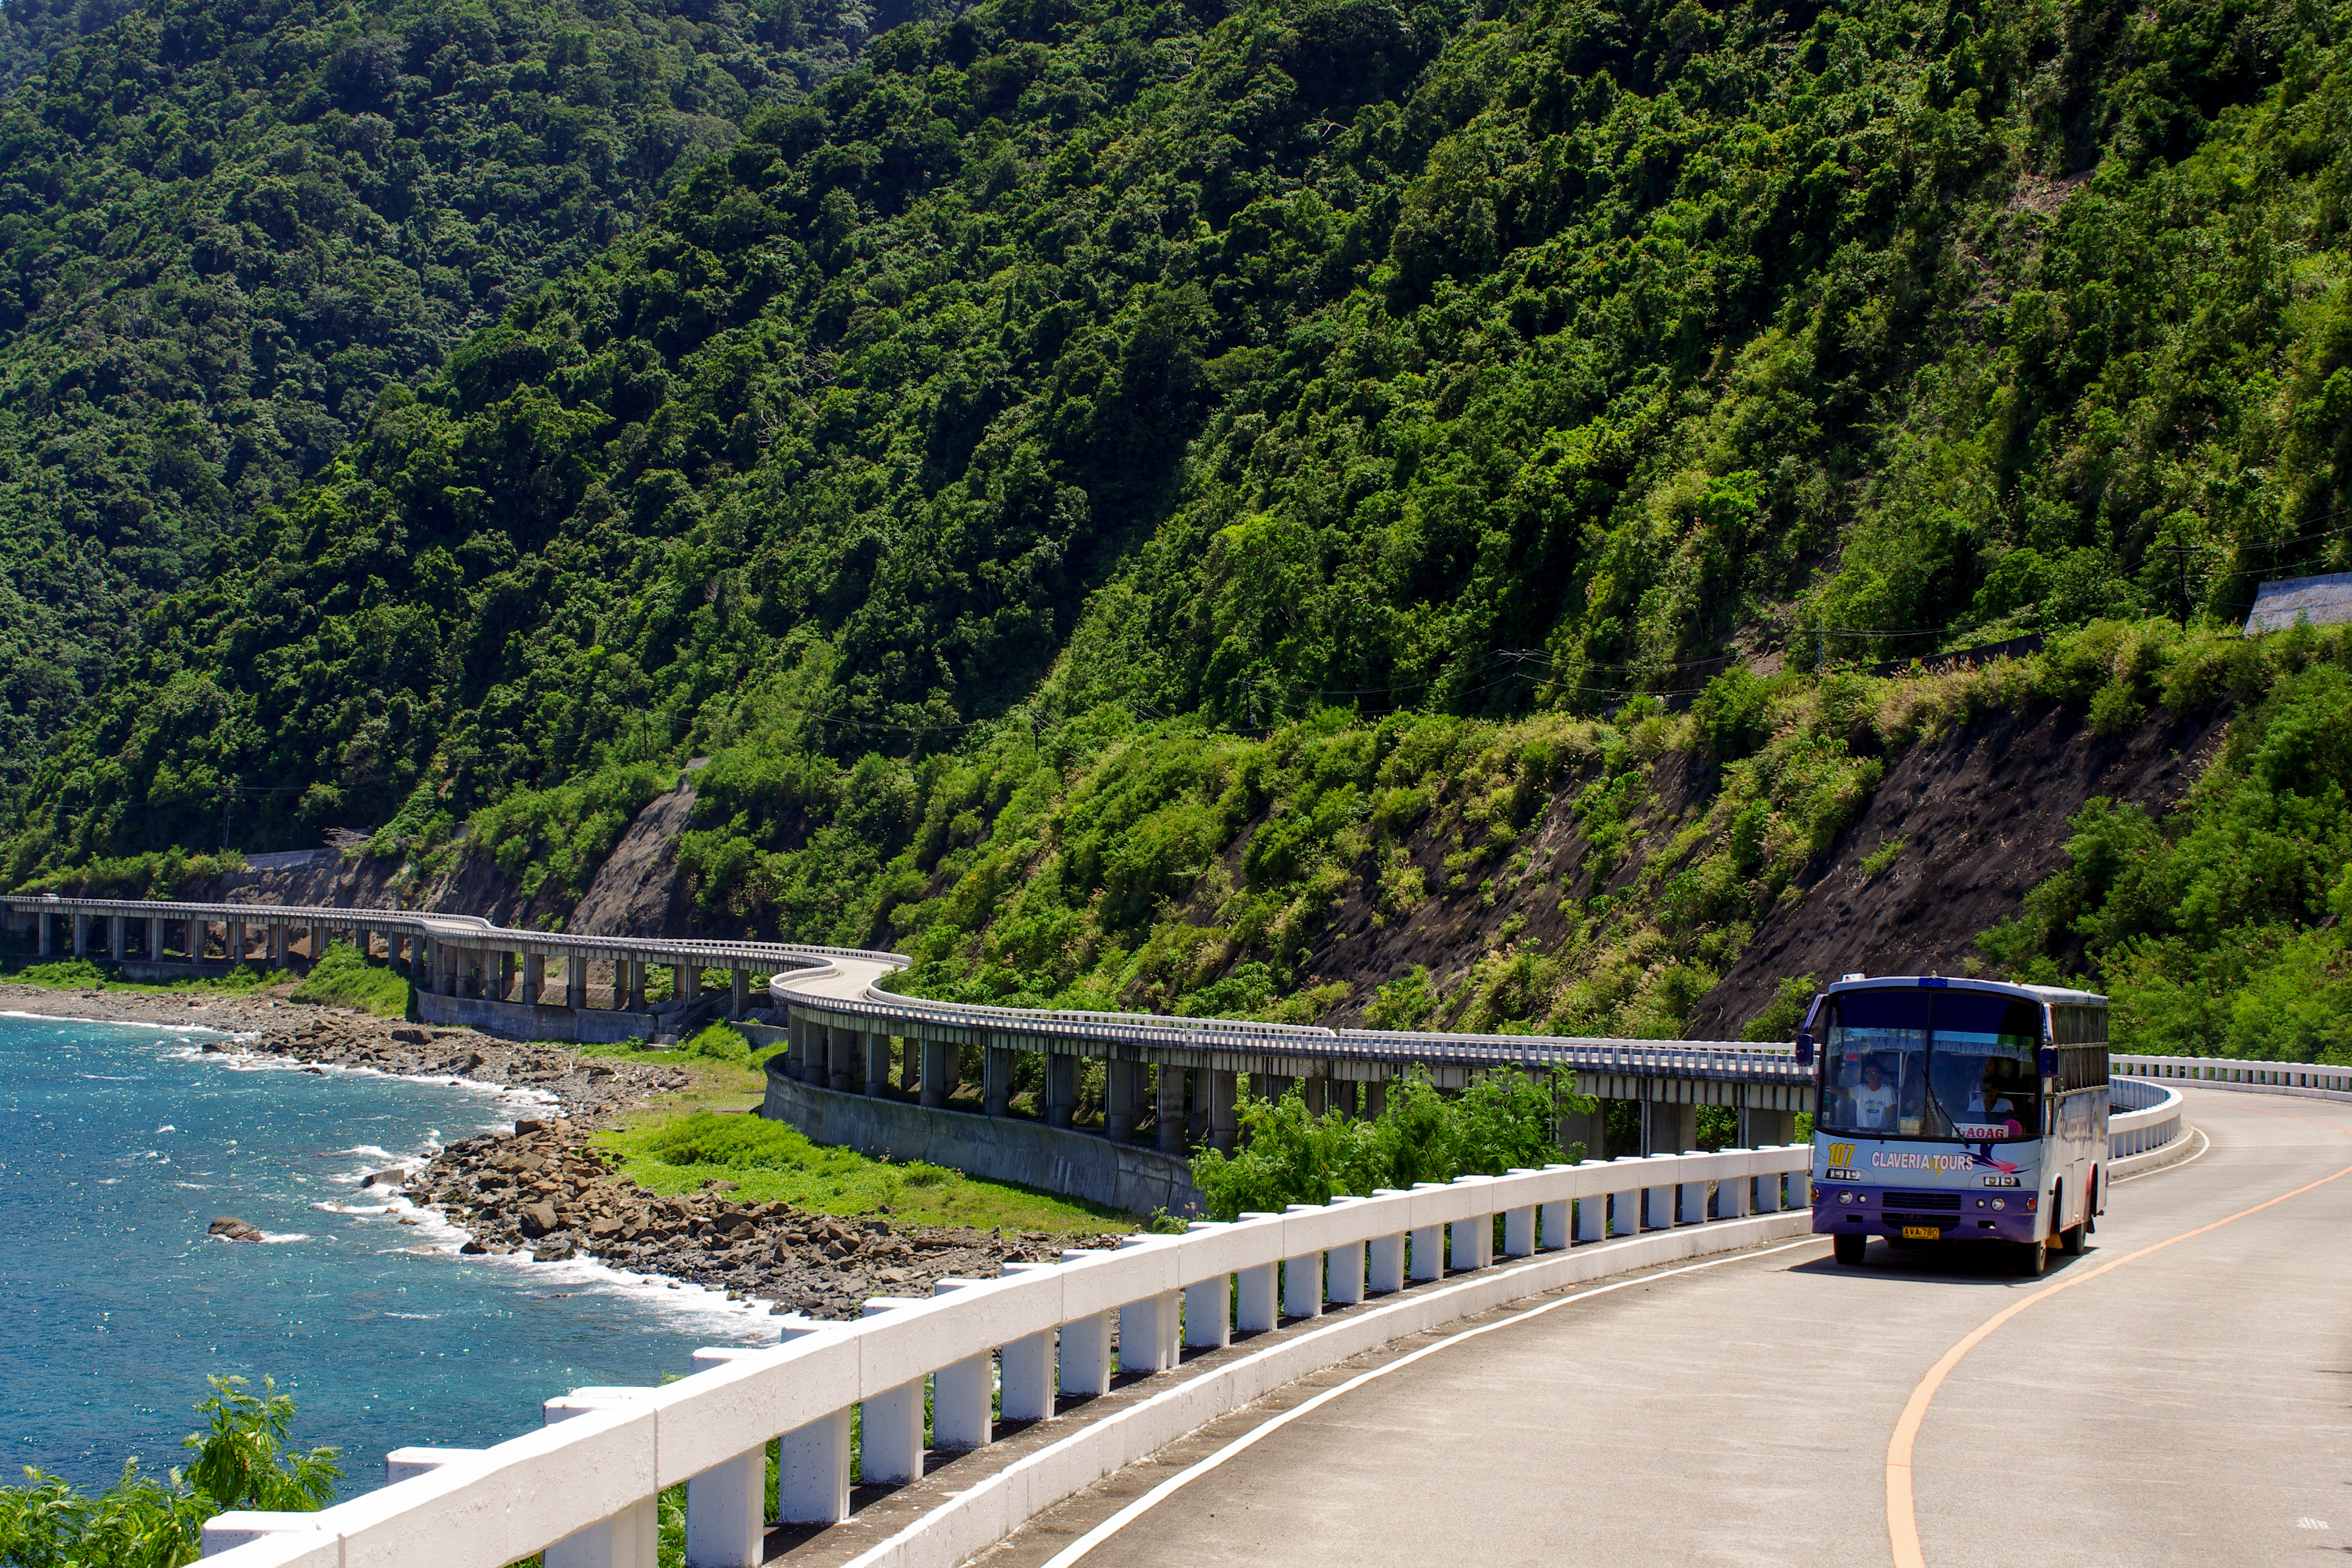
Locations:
1967;1066;2020;1135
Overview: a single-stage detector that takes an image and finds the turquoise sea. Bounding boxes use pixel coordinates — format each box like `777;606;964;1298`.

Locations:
0;1009;776;1492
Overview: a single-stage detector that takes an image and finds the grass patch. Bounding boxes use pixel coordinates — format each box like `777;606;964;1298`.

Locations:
1858;837;1905;878
593;1111;1130;1235
0;955;277;995
286;943;411;1017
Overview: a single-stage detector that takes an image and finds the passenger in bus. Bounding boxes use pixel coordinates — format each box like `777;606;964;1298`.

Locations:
1850;1062;1897;1131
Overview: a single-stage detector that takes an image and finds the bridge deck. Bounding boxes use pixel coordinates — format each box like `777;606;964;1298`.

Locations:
965;1087;2339;1568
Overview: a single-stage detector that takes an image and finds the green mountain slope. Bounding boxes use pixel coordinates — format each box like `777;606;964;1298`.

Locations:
0;0;923;788
0;0;140;96
8;0;2352;1051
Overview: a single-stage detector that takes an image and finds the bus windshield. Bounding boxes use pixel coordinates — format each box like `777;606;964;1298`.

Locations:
1817;990;2043;1141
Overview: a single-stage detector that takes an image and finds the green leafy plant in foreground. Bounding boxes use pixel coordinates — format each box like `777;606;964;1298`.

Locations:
0;1377;339;1568
1189;1070;1587;1222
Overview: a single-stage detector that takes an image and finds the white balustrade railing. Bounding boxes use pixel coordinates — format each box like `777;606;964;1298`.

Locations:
198;1143;1810;1567
2115;1052;2352;1101
2107;1077;2184;1158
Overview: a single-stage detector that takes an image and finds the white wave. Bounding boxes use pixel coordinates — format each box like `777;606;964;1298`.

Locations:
174;1182;212;1190
0;1009;230;1033
156;1124;176;1132
257;1232;311;1244
77;1074;139;1081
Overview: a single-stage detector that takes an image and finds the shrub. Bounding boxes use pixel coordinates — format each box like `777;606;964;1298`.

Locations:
1189;1068;1583;1221
679;1023;753;1065
640;1112;818;1169
288;943;410;1018
0;1377;338;1568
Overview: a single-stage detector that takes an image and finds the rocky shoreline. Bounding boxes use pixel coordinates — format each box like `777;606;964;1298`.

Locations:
172;1001;1104;1317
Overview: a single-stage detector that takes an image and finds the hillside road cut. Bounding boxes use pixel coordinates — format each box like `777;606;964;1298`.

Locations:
970;1089;2350;1568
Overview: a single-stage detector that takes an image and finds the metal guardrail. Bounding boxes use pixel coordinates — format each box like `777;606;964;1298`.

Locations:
198;1143;1814;1567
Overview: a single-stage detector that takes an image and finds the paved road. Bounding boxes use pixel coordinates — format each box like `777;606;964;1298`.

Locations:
976;1089;2352;1568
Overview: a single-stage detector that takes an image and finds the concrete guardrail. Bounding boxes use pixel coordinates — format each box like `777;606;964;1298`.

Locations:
196;1143;1813;1568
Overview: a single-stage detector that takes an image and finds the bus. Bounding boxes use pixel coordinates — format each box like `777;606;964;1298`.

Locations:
1798;974;2110;1276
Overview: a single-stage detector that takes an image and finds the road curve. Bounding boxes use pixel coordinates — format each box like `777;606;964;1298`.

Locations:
966;1088;2350;1568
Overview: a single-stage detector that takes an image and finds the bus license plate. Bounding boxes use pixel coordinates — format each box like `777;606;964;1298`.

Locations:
1901;1226;1941;1240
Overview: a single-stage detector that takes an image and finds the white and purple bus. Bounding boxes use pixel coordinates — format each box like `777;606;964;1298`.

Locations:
1798;974;2110;1276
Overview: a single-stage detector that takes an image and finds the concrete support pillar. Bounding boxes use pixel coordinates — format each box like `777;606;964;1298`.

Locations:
625;959;646;1012
1184;1272;1230;1349
860;1379;924;1485
1364;1078;1387;1121
269;925;286;970
1205;1070;1238;1153
864;1033;891;1099
1118;1291;1177;1374
1408;1219;1443;1281
984;1047;1015;1118
683;1443;765;1568
1057;1312;1111;1398
1738;1106;1797;1149
1235;1262;1278;1333
1281;1250;1322;1320
1104;1059;1140;1142
1560;1100;1606;1161
932;1351;994;1451
147;915;162;962
1325;1238;1365;1305
1260;1073;1294;1104
775;1408;850;1525
522;952;545;1007
1368;1231;1405;1292
1044;1052;1077;1128
1303;1076;1328;1117
568;957;589;1009
1154;1064;1187;1154
227;922;245;964
901;1037;920;1092
921;1041;955;1109
1449;1214;1493;1272
498;951;516;1001
306;924;323;964
36;912;51;957
108;916;125;961
1538;1197;1568;1251
998;1330;1054;1421
828;1028;856;1093
730;969;749;1018
72;914;89;958
1502;1206;1536;1257
1643;1099;1698;1157
678;964;698;1003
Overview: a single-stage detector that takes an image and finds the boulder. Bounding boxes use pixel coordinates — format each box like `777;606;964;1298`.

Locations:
364;1168;405;1188
519;1201;560;1237
208;1217;264;1243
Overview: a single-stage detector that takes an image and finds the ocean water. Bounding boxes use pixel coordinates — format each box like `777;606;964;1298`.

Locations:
0;1010;777;1493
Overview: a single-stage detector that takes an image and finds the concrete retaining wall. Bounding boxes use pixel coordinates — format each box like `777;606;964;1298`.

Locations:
415;990;659;1045
761;1067;1203;1218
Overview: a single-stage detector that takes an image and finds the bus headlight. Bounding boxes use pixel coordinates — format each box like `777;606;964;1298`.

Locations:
1991;1197;2006;1211
1839;1191;1853;1204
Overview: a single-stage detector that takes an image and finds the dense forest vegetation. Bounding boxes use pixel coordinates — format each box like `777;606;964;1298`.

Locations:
5;0;2352;1054
0;0;927;791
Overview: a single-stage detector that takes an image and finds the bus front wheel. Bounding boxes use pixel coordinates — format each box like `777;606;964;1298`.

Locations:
2016;1239;2048;1277
1834;1233;1867;1266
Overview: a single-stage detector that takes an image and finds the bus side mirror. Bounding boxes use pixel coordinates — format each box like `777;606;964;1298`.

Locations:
1795;1032;1814;1067
2038;1046;2057;1078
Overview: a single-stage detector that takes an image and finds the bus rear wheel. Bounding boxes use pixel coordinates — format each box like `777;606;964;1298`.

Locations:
2016;1239;2048;1277
2060;1222;2086;1256
1834;1233;1867;1266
